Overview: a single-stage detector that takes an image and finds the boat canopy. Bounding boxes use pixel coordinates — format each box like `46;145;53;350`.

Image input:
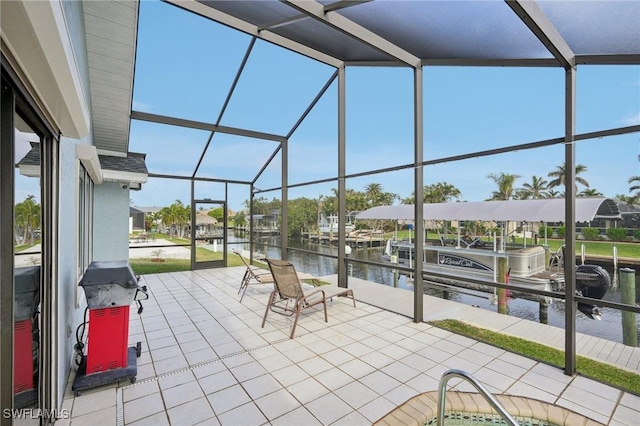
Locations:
356;198;621;223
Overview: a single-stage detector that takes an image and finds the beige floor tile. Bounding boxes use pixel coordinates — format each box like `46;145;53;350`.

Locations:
254;388;300;420
158;369;195;391
242;373;283;400
305;392;354;425
123;380;160;402
207;384;251;414
162;380;205;409
215;401;267;426
124;392;166;424
287;378;330;404
360;370;402;395
70;405;116;426
71;387;116;418
272;364;310;387
334;381;379;409
166;397;216;426
358;396;398;422
270;407;322;426
127;411;170;426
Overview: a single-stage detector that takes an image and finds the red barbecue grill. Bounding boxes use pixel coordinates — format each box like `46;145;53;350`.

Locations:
14;266;40;408
72;260;147;396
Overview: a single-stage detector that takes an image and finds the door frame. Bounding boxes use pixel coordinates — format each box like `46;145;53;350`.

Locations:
191;199;227;270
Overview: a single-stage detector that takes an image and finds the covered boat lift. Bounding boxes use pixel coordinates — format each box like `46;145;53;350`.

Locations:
356;197;621;223
357;197;622;249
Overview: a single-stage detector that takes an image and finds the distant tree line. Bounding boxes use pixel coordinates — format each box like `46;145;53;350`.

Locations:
130;162;640;238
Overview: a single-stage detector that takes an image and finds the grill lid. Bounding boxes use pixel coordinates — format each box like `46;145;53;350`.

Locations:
79;260;138;289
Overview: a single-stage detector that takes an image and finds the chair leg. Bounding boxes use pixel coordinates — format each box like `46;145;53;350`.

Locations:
290;301;302;339
238;270;249;294
239;285;248;303
349;290;356;307
262;291;276;329
322;296;328;323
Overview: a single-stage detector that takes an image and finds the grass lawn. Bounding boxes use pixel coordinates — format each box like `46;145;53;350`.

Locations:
129;240;246;275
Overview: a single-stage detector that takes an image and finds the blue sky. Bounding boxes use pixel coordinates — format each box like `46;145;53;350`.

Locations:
126;1;639;213
17;1;638;213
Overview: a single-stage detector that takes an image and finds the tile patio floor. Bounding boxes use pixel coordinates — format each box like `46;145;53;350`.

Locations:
49;267;639;425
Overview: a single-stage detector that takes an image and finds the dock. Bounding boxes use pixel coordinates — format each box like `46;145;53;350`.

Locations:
302;232;385;248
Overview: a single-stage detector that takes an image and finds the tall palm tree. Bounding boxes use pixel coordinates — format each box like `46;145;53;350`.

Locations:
364;183;383;206
487;172;521;200
547;163;589;191
521;175;549;199
14;195;40;244
160;200;190;238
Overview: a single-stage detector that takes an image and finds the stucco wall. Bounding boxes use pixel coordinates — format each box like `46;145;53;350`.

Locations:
93;182;130;261
56;0;92;407
57;138;85;403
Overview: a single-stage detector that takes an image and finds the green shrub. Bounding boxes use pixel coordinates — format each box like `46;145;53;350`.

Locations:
538;225;553;238
581;228;600;240
555;226;566;238
606;227;628;242
633;229;640;240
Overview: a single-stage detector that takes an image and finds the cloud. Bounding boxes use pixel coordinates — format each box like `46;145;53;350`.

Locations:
131;99;155;112
621;112;640;126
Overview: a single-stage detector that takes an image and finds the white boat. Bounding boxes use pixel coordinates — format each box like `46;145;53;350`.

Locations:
318;213;357;234
360;198;620;318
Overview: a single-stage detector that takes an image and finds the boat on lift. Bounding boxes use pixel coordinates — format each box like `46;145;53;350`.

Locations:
318;212;357;234
359;198;620;319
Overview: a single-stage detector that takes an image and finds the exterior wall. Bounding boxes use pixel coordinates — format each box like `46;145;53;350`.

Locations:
56;0;92;405
57;138;86;400
3;0;134;412
93;182;130;261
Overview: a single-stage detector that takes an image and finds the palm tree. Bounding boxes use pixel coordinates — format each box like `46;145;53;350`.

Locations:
402;182;462;204
160;200;190;238
425;182;462;203
578;188;603;197
547;163;589;191
617;192;639;207
364;183;383;206
14;195;41;244
628;176;640;203
521;175;549;199
487;173;521;200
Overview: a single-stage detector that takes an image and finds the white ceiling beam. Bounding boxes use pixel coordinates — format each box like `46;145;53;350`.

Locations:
282;0;421;68
164;0;343;68
506;0;575;69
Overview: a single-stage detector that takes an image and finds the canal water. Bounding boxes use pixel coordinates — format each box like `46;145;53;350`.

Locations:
239;234;639;347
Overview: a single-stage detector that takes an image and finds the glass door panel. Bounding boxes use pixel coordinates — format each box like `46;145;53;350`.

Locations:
192;200;226;269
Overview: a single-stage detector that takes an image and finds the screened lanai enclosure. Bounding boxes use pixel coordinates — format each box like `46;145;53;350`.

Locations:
123;0;640;375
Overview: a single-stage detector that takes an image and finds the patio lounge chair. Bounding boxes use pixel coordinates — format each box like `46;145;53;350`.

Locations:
233;250;275;302
262;259;356;339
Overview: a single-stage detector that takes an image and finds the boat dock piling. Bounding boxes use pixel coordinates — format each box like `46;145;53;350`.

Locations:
497;257;508;315
620;268;638;347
